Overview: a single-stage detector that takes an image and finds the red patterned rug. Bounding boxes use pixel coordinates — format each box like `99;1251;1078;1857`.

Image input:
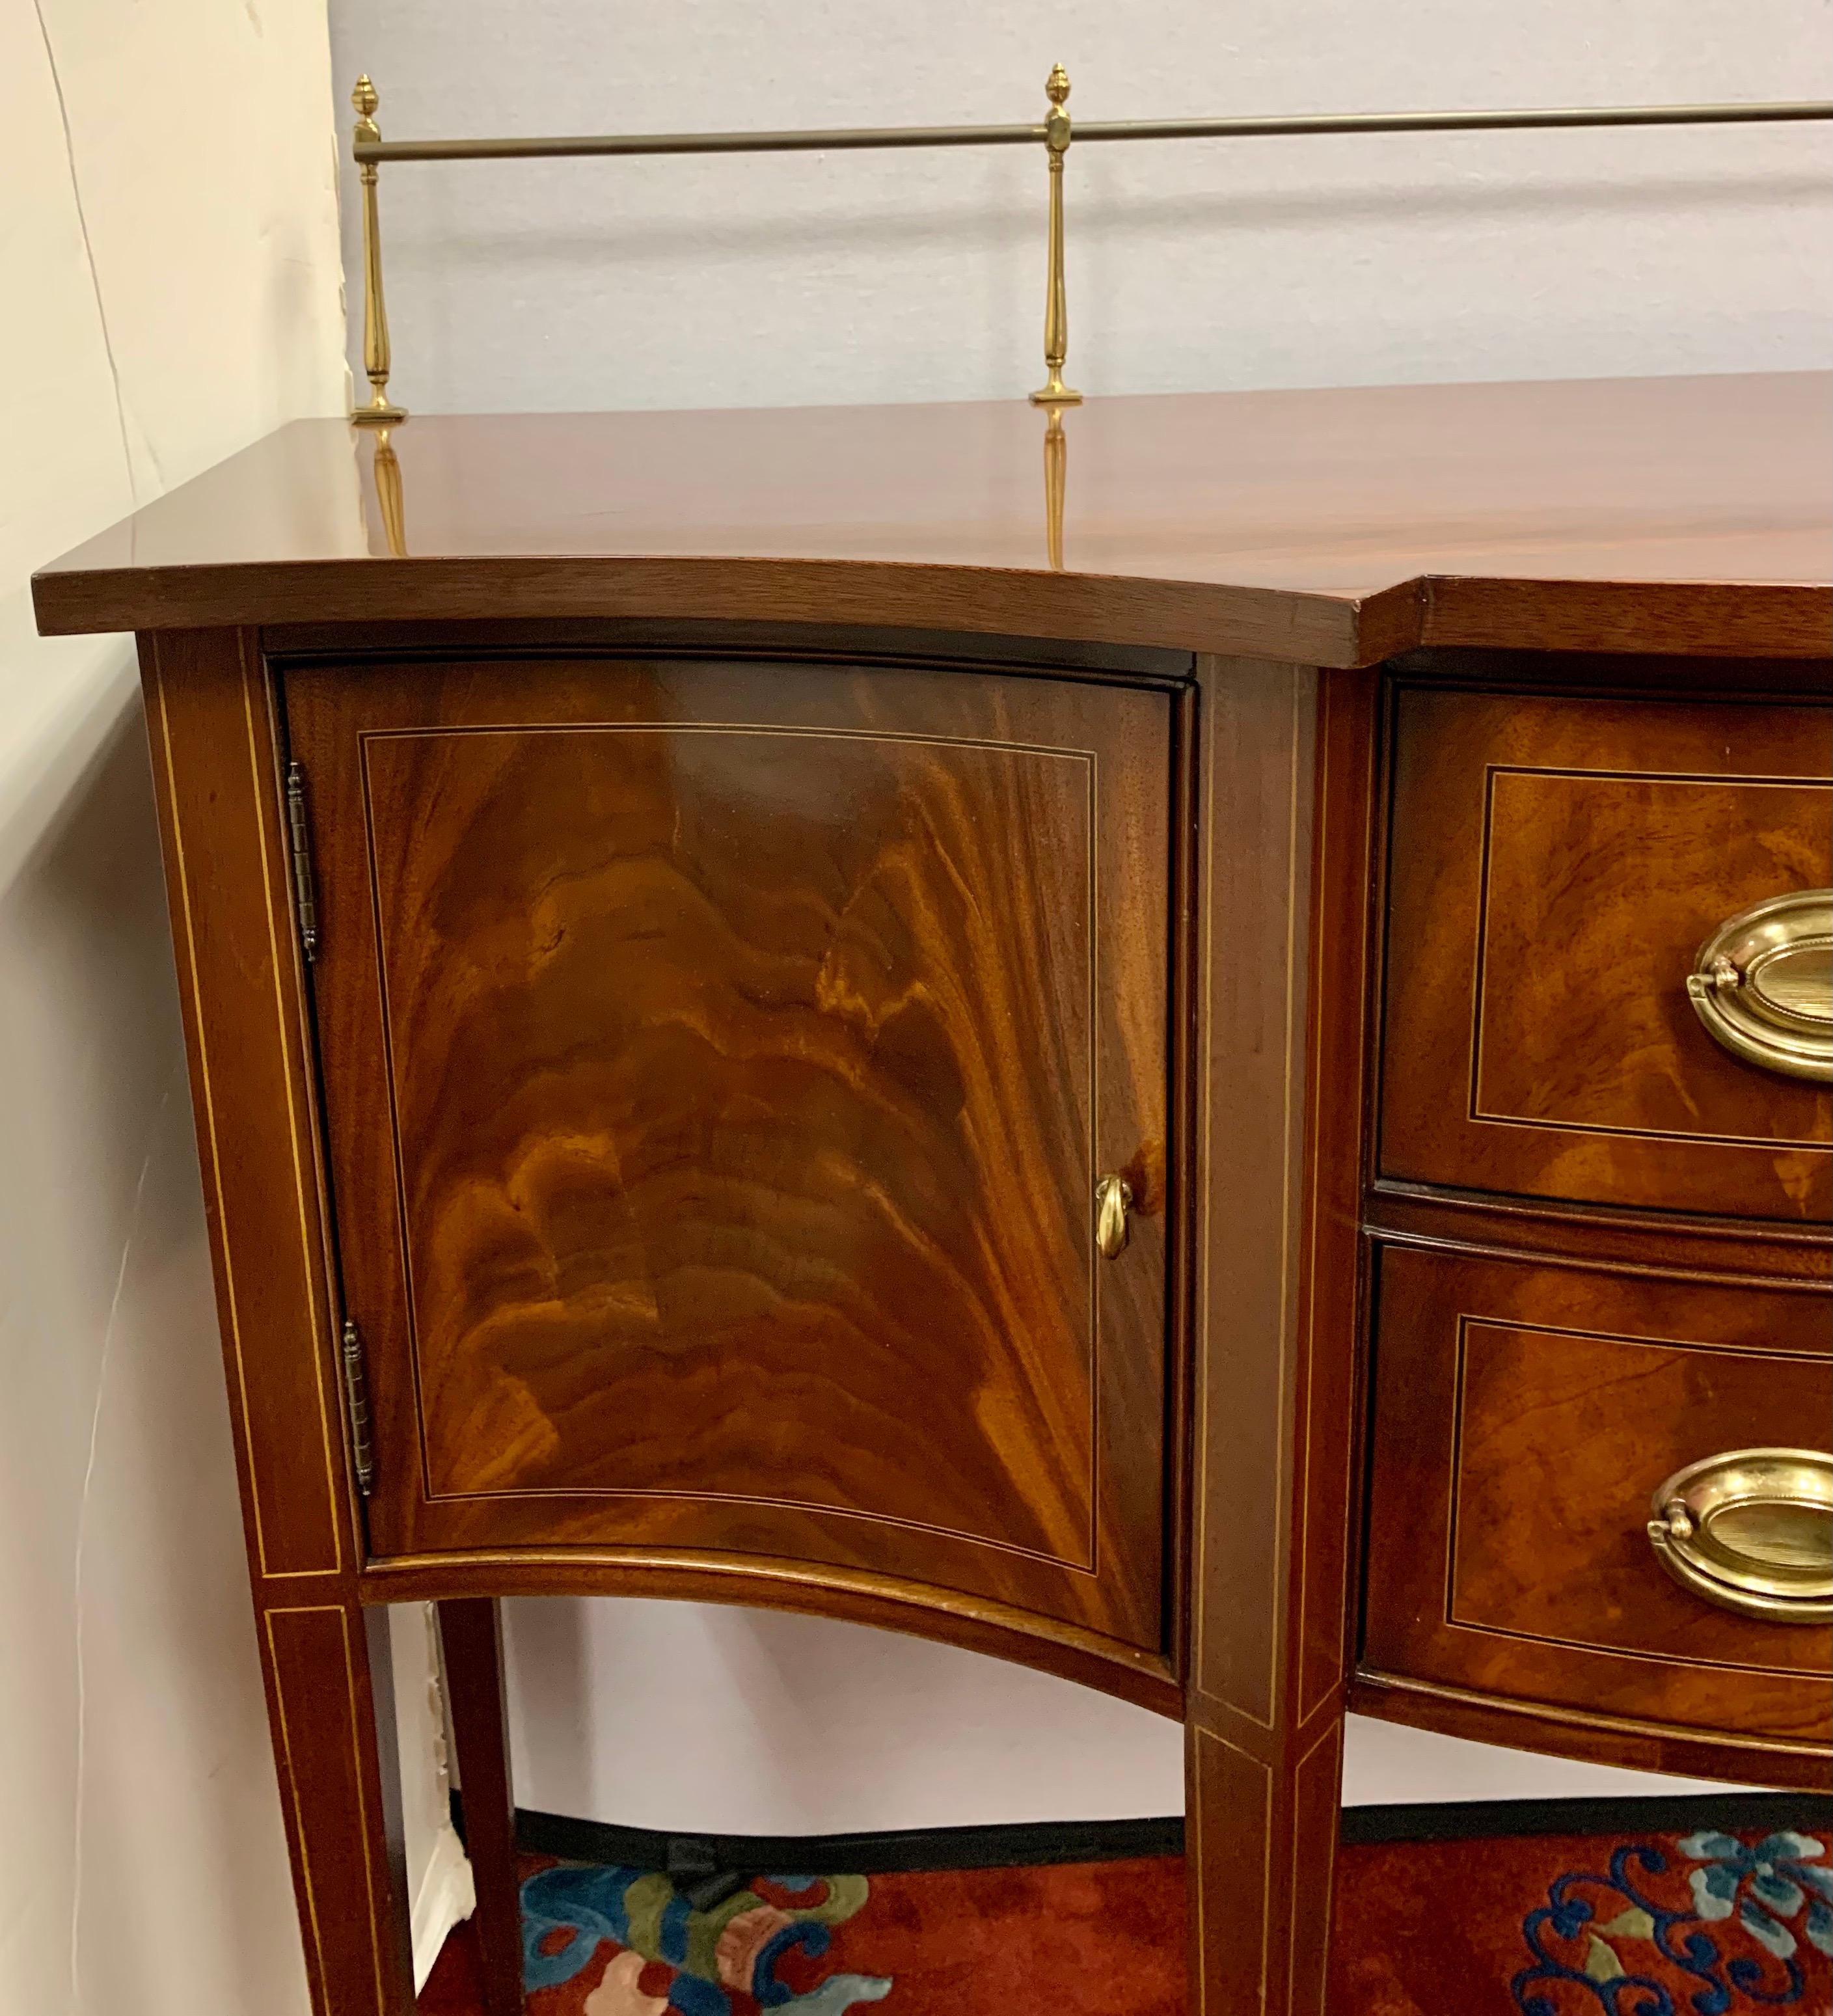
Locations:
420;1825;1833;2013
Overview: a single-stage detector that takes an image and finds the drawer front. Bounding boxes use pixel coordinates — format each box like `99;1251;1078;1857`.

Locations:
1380;687;1831;1219
287;654;1171;1654
1363;1244;1832;1746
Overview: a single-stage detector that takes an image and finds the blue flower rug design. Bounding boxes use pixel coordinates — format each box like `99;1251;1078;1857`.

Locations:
419;1821;1833;2013
1514;1829;1833;2013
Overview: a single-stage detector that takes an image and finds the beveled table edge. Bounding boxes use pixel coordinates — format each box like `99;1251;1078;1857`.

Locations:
32;557;1833;666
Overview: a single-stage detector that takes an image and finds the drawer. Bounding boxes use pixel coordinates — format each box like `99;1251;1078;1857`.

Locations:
286;653;1171;1653
1363;1244;1832;1747
1379;687;1831;1220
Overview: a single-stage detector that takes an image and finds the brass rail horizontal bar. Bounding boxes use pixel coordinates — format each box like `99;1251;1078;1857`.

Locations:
344;68;1833;426
356;99;1833;164
358;122;1043;162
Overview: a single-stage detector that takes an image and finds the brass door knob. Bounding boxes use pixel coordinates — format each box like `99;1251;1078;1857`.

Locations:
1094;1173;1133;1259
1646;1448;1833;1623
1687;890;1831;1082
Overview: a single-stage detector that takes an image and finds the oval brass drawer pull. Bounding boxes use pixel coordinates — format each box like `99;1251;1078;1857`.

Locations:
1687;888;1832;1082
1646;1448;1833;1624
1094;1173;1133;1259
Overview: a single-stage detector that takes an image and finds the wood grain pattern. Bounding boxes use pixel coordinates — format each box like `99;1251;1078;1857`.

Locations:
264;1605;414;2016
139;630;414;2015
1188;660;1320;1730
366;1544;1182;1716
1188;1722;1347;2016
1184;662;1379;2016
141;630;353;1579
1381;685;1832;1220
1450;1327;1830;1665
82;504;1833;2012
1417;577;1833;661
1350;1670;1833;1791
1366;1183;1833;1289
290;654;1171;1650
1363;1244;1833;1749
33;375;1833;664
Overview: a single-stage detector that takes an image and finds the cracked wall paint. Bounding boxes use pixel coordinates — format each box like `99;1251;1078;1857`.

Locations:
67;1082;172;2006
1;0;349;2008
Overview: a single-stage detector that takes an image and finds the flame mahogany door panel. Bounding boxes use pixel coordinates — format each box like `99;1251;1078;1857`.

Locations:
286;655;1171;1652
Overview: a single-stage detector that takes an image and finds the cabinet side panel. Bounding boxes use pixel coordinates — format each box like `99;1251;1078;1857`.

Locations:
139;631;414;2013
141;629;355;1581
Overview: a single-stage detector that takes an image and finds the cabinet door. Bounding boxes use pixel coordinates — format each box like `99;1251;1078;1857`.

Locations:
287;655;1171;1652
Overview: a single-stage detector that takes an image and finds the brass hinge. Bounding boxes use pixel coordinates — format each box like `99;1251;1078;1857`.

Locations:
340;1318;376;1499
284;761;320;962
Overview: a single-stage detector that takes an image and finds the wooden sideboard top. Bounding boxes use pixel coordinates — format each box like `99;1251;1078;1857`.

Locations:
33;371;1832;666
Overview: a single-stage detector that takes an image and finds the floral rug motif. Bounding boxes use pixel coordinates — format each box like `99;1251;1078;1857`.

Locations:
453;1853;1186;2014
1513;1830;1833;2013
521;1862;891;2014
420;1824;1833;2014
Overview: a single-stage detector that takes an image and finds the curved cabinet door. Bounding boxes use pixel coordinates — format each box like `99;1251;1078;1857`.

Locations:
286;652;1172;1654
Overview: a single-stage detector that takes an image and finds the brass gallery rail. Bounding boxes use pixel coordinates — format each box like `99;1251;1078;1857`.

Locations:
345;69;1833;423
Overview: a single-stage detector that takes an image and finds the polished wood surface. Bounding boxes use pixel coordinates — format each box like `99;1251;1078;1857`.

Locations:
287;653;1170;1650
366;1543;1181;1715
46;370;1833;2015
33;374;1833;664
1349;1669;1833;1791
1184;661;1379;2016
1365;1182;1833;1288
141;627;415;2013
1363;1244;1832;1769
140;629;357;1579
1381;683;1833;1221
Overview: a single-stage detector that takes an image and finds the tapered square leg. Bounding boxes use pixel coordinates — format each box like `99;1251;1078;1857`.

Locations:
255;1601;416;2013
441;1598;525;2015
1186;1710;1344;2013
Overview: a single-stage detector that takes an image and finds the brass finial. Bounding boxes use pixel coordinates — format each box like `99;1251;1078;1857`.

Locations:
1029;64;1081;406
350;75;406;425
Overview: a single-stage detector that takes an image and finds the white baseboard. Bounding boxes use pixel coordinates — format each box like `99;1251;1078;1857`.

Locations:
410;1821;478;1991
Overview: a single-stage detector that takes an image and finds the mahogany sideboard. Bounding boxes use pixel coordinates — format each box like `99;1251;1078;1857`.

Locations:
33;372;1833;2014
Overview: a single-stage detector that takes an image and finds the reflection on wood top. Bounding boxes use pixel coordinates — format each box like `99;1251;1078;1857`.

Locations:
32;372;1833;664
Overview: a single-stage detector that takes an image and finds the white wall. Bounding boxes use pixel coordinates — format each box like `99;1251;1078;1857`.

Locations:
0;2;391;2010
320;0;1823;1834
500;1598;1751;1836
